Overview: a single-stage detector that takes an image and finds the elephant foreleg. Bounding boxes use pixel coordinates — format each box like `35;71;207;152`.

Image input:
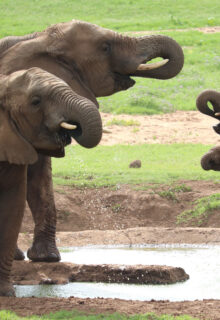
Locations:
25;155;60;262
0;165;26;296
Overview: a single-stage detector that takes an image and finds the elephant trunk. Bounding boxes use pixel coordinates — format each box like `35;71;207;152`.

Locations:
196;90;220;119
65;95;102;148
50;89;102;148
131;35;184;79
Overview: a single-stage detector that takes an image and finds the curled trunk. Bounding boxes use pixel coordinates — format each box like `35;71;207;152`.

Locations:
196;90;220;119
48;88;103;149
132;35;184;79
66;96;103;148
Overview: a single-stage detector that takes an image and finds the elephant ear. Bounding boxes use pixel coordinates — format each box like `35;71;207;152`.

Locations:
0;108;38;165
0;73;38;165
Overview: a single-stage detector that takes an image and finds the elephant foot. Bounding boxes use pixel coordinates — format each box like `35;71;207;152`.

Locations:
0;281;15;297
14;246;25;260
27;239;61;262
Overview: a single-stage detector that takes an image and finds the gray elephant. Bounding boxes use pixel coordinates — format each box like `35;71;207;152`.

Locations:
0;67;102;296
196;89;220;171
0;20;184;262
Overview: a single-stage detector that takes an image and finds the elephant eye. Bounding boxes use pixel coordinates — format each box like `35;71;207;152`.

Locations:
102;42;111;54
31;96;41;106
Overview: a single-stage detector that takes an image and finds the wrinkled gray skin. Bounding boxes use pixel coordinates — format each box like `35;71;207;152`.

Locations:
0;20;184;262
196;89;220;171
0;67;102;296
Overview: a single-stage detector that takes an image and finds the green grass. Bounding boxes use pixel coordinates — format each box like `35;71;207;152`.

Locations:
0;310;203;320
106;117;140;127
177;193;220;226
0;0;219;36
52;144;219;187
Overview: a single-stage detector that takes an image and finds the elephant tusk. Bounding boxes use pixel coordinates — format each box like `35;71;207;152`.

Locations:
215;112;220;117
60;122;77;130
137;59;169;71
103;128;112;134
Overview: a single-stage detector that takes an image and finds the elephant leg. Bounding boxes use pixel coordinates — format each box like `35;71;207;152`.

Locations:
26;155;61;262
0;166;26;296
14;245;25;260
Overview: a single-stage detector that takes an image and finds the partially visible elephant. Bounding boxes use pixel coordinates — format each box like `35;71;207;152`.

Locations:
0;20;184;262
0;67;102;296
200;146;220;171
196;89;220;171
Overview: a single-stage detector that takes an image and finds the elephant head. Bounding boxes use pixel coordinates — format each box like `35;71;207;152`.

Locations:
196;89;220;171
200;146;220;171
0;67;102;165
0;20;184;106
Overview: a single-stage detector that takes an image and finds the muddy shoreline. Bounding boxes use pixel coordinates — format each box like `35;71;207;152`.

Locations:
18;227;220;250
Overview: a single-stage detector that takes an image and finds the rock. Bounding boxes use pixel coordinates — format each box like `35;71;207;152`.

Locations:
129;160;142;168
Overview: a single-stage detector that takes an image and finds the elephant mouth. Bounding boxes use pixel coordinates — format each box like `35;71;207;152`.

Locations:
114;73;136;91
213;123;220;135
56;122;82;146
206;160;220;171
114;59;169;91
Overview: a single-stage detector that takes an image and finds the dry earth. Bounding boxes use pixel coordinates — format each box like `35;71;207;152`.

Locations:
3;110;220;318
100;111;220;145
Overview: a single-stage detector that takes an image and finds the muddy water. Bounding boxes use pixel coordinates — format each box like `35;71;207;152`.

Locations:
15;244;220;301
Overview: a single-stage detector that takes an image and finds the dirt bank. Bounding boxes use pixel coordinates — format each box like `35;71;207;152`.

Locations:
0;297;220;320
19;181;220;238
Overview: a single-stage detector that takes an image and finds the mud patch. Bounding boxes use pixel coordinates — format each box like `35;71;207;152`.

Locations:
12;261;188;285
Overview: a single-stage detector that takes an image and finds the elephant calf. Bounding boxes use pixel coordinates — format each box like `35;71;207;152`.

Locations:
0;67;102;296
196;89;220;171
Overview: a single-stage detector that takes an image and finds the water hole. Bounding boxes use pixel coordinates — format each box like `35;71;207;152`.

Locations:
15;244;220;301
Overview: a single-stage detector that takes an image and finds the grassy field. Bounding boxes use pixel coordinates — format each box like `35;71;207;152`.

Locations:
0;0;219;115
0;310;203;320
52;144;219;187
0;0;220;35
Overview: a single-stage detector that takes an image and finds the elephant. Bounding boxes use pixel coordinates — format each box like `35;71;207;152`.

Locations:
0;67;102;296
0;20;184;262
196;89;220;171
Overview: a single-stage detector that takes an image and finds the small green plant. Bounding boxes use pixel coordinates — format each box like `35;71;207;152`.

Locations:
58;248;73;253
62;210;71;216
55;189;68;195
177;193;220;226
112;203;122;213
157;184;191;202
106;117;140;127
158;190;178;201
207;16;216;25
132;127;140;133
170;184;192;193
